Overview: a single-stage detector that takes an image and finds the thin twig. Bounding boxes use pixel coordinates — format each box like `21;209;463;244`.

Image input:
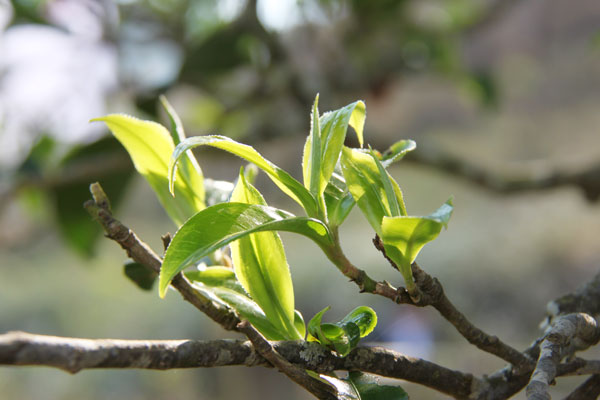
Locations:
84;182;240;331
371;237;532;371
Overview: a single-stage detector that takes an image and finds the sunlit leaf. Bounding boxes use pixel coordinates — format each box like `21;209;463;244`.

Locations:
92;114;204;226
169;135;318;216
381;139;416;167
340;147;407;235
381;199;453;284
229;170;300;339
318;100;366;194
159;203;333;298
302;94;322;196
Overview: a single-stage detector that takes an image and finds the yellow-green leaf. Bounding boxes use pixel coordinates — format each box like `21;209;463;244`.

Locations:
229;171;300;339
92;114;204;226
169;135;318;216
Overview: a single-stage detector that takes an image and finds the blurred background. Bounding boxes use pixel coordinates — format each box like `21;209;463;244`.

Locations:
1;0;600;398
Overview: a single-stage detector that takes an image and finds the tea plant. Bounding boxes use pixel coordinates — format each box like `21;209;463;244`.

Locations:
2;96;599;400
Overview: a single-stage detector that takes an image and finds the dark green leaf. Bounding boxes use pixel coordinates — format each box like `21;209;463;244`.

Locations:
159;203;333;298
124;261;157;291
339;306;378;338
53;136;133;256
346;372;409;400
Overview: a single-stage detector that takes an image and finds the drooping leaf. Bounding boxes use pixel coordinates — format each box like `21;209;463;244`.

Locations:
229;171;300;339
302;94;322;196
381;139;416;167
318;100;366;195
159;203;333;298
346;372;409;400
169;135;317;216
92;114;204;226
381;198;453;284
124;261;157;291
340;147;406;235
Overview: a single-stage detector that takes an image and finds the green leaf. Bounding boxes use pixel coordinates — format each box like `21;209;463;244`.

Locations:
381;198;453;284
186;265;306;339
346;372;409;400
229;171;300;339
302;94;322;196
92;114;204;226
184;266;244;293
339;306;378;338
160;202;333;298
124;261;157;291
308;306;331;344
317;100;366;194
159;95;186;145
308;306;377;357
340;147;406;235
52;136;134;256
381;139;416;167
169;135;317;216
323;171;355;227
371;149;402;217
191;281;287;340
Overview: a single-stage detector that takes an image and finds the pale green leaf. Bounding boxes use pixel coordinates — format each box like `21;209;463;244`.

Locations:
302;94;322;196
381;139;416;167
318;100;366;194
340;147;407;235
169;135;317;216
159;203;333;298
92;114;204;226
230;171;299;339
381;198;453;284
